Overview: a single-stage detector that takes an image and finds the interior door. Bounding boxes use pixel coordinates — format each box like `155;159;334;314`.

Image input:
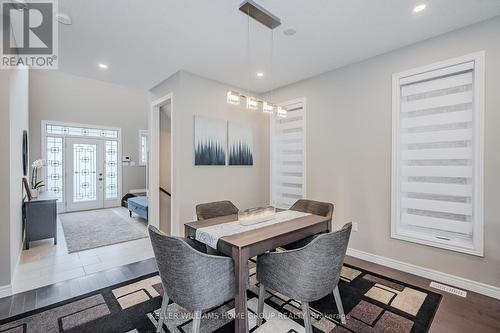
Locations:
65;137;104;211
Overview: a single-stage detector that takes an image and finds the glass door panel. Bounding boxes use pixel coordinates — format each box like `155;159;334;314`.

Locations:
65;138;104;211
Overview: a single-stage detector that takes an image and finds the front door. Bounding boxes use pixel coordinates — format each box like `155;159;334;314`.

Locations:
65;138;104;211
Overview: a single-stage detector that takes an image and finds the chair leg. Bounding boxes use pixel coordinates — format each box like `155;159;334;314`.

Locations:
302;301;313;333
192;310;202;333
157;291;169;333
257;283;265;326
333;286;346;324
245;295;249;333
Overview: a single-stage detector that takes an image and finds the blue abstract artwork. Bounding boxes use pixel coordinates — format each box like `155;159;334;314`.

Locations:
228;121;253;166
194;116;226;166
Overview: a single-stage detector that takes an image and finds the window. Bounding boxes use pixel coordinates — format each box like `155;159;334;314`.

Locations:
391;52;485;256
46;136;64;201
105;140;119;199
270;98;306;209
139;130;148;166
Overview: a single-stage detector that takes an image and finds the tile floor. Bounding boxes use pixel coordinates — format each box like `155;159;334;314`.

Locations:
12;207;154;294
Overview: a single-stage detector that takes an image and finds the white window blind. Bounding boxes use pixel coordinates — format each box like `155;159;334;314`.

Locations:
392;52;484;256
271;99;306;209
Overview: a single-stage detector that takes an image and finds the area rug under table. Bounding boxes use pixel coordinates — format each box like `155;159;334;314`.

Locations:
60;209;147;253
0;263;441;333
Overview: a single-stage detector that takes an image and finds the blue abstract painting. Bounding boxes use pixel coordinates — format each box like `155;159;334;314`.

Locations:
194;116;226;166
228;121;253;166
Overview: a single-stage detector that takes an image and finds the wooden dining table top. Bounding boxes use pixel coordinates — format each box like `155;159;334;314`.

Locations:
184;212;331;255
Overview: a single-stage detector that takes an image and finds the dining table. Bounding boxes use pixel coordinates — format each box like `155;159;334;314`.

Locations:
184;210;332;333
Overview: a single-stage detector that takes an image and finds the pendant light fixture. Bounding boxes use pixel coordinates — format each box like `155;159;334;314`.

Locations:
226;0;287;117
227;91;240;105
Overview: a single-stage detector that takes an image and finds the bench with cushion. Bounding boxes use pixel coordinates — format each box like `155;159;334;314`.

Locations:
128;196;148;220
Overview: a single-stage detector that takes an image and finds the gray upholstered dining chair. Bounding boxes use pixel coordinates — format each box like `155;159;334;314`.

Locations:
149;225;245;333
195;200;239;221
283;199;334;249
256;223;352;333
195;200;239;255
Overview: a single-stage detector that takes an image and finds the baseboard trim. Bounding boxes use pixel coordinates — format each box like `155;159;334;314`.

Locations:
347;248;500;300
0;284;12;299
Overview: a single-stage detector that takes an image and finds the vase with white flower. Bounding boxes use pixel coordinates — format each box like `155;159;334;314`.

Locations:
31;159;45;198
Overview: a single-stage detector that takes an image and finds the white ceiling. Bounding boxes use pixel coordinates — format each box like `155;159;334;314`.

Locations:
57;0;500;93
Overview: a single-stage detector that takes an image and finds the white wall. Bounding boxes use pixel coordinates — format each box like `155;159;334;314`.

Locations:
9;67;29;276
0;67;29;293
150;71;270;236
29;70;150;196
264;17;500;288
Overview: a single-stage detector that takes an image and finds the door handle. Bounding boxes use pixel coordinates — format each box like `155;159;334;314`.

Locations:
98;177;103;181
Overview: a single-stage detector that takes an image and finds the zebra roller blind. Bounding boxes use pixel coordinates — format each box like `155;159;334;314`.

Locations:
271;99;306;209
392;53;484;256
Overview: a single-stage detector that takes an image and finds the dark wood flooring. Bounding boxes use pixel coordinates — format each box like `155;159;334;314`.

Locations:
344;256;500;333
1;256;499;333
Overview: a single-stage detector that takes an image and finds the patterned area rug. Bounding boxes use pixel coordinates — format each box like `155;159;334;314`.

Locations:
0;263;441;333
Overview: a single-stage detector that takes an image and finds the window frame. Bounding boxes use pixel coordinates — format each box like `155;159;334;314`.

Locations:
139;129;148;166
391;51;485;256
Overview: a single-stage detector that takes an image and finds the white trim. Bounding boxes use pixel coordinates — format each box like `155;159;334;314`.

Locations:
149;93;176;234
0;284;12;299
41;120;123;212
391;51;485;256
347;248;500;300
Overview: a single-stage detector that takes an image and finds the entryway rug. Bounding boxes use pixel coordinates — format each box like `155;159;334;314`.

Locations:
0;263;441;333
60;208;147;253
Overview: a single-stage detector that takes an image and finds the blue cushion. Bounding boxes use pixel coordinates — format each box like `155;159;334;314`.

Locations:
128;196;148;208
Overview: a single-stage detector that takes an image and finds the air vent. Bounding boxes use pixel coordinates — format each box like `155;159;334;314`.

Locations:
430;282;467;297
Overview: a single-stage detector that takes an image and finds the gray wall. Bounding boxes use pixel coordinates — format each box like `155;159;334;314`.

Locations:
159;104;171;234
0;70;11;287
150;71;270;235
264;17;500;287
29;70;150;196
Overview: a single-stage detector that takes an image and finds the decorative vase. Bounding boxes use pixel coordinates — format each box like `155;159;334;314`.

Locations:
31;188;39;199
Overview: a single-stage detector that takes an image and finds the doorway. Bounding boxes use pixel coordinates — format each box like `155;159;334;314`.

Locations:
65;137;104;211
149;93;175;234
42;121;122;212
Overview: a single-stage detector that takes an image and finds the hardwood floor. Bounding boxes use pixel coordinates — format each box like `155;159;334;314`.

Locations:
345;256;500;333
2;248;499;332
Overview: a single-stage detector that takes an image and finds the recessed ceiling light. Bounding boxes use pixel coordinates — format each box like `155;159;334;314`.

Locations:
98;63;108;69
413;4;427;13
256;72;264;78
56;13;72;25
283;27;297;36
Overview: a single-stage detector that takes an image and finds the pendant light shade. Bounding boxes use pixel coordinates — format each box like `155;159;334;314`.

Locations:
227;91;240;105
277;106;287;117
246;96;258;110
263;102;274;114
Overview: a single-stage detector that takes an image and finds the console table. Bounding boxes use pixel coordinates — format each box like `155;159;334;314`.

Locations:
23;192;57;250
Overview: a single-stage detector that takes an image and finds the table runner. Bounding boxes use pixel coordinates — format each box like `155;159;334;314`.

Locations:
195;210;311;249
